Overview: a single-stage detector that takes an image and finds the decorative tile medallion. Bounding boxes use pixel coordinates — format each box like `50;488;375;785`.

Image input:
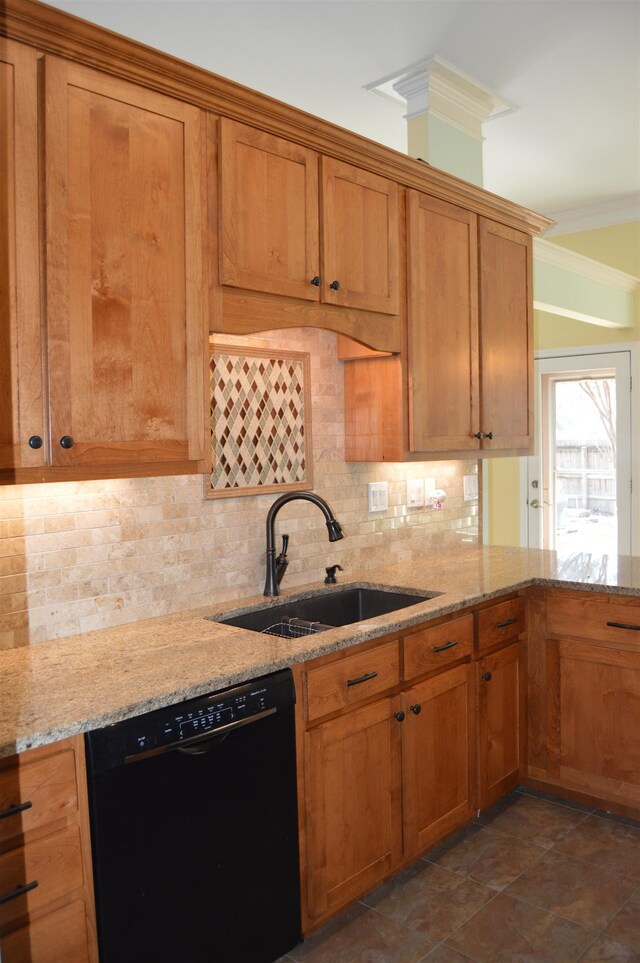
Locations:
207;343;313;498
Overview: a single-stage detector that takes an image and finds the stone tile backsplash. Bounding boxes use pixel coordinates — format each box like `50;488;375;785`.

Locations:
0;330;479;647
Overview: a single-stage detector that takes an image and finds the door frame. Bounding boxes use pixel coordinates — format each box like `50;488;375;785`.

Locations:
521;342;637;554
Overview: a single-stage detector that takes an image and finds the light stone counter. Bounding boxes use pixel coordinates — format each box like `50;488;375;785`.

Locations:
2;544;640;758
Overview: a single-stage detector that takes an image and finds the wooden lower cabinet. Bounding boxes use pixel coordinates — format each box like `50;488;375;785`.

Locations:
477;642;525;810
402;663;475;857
297;633;478;930
527;589;640;817
0;737;97;963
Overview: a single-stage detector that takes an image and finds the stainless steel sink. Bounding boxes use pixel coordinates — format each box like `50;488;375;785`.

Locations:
209;585;441;638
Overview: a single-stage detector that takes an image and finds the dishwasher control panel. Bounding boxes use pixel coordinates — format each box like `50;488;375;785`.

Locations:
86;669;295;773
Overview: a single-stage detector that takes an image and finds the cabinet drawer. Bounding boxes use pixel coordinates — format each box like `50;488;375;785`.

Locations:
1;899;89;963
547;595;640;647
0;824;84;928
403;615;474;680
305;641;400;721
476;597;525;652
0;746;78;848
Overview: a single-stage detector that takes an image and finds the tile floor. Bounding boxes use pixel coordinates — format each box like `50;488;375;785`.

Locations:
278;788;640;963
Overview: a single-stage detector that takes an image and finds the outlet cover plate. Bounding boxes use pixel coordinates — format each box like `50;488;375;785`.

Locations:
368;481;389;512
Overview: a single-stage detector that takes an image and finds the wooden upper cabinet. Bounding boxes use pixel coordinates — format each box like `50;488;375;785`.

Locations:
218;119;400;316
407;192;479;452
478;219;533;451
0;39;44;474
219;119;320;301
43;57;206;473
321;157;399;315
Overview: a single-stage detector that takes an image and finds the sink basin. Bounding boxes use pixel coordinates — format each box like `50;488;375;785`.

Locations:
210;586;441;638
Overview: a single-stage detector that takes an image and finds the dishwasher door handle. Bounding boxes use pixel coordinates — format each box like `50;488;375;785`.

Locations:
125;706;278;763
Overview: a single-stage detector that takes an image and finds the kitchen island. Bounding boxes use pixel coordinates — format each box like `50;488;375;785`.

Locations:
1;543;639;758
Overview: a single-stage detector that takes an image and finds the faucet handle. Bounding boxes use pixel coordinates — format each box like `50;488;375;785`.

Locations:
279;534;289;559
324;564;343;584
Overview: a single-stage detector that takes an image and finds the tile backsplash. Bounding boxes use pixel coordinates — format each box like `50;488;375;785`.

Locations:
0;329;479;648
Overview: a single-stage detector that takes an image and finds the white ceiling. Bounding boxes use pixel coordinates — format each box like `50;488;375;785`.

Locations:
45;0;640;231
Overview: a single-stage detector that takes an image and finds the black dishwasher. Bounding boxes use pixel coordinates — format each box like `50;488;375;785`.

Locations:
85;668;301;963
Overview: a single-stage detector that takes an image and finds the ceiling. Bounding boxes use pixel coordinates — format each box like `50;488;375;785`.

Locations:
45;0;640;233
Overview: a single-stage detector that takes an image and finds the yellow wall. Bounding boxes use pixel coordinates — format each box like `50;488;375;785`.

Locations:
487;220;639;547
536;220;640;351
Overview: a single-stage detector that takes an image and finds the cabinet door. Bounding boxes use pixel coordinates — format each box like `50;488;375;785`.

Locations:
304;697;402;922
322;157;399;315
0;40;44;472
553;640;640;808
402;663;475;857
477;642;525;809
44;58;206;472
407;192;479;451
219;118;320;300
478;219;533;451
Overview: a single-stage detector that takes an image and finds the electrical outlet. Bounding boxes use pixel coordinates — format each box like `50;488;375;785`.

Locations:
367;481;389;513
406;478;425;507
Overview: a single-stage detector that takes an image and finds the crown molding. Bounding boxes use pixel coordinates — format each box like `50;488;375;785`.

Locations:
544;194;640;235
534;238;639;291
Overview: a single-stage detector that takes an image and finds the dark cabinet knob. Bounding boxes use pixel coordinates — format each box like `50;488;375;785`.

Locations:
474;431;484;440
394;711;405;723
482;671;492;682
28;435;43;450
310;276;321;287
329;280;340;291
59;435;74;449
486;431;494;440
410;704;421;715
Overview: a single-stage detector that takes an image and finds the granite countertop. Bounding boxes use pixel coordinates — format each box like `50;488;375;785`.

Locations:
2;544;640;759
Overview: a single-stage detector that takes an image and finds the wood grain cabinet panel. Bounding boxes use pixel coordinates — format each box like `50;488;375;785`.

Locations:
478;219;533;451
305;641;400;722
477;642;525;810
219;118;320;300
402;663;475;857
43;57;206;475
218;119;400;318
476;597;526;653
1;899;91;963
343;202;534;460
0;737;97;962
404;614;474;680
406;193;479;452
303;696;402;922
556;641;640;806
321;157;399;316
0;39;44;474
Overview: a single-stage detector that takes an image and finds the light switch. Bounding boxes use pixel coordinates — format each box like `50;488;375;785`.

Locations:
367;481;389;512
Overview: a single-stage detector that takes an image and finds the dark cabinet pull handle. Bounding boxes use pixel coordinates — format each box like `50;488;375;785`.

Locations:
497;617;518;628
394;710;405;722
607;620;640;631
433;639;460;653
0;800;32;821
345;670;378;687
410;704;421;715
482;672;492;682
0;880;39;907
329;280;340;290
310;276;321;286
28;435;43;450
59;435;74;449
474;431;484;440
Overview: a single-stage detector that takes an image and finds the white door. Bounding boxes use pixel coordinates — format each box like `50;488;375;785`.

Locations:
527;350;632;556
